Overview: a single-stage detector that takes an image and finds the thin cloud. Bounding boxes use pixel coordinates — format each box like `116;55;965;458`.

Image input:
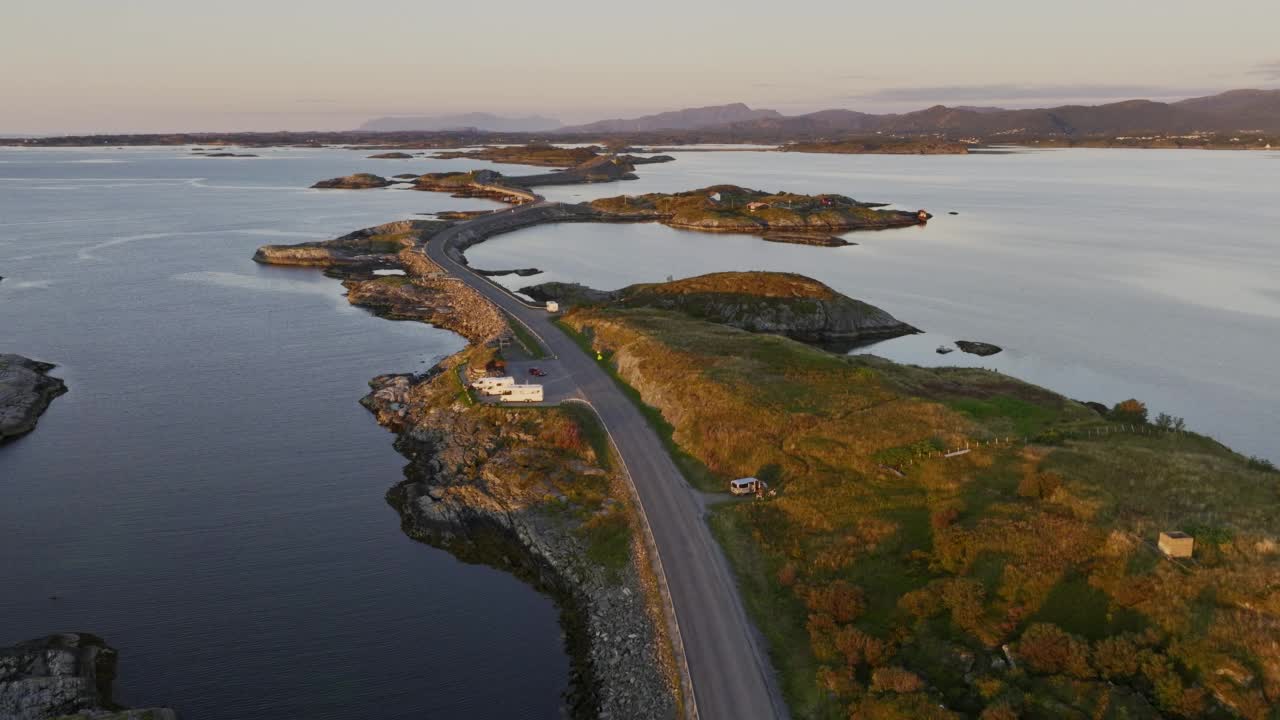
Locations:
1251;61;1280;81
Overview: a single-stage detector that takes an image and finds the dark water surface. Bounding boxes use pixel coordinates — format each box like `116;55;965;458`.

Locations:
0;147;570;718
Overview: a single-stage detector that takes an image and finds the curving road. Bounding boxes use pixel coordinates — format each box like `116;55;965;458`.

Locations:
423;199;789;720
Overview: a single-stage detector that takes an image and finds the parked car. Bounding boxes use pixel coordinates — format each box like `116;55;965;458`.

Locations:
528;368;547;377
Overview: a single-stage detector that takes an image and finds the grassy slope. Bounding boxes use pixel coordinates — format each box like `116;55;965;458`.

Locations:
561;306;1280;720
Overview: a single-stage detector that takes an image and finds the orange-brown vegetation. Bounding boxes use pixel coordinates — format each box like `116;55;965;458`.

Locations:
560;304;1280;719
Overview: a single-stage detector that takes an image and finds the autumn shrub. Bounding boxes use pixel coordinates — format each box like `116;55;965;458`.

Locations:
1140;651;1206;717
834;625;893;668
870;666;925;694
1015;623;1093;678
1092;634;1141;679
1109;398;1149;424
977;702;1020;720
806;580;866;623
1017;471;1062;499
930;506;960;530
776;561;798;587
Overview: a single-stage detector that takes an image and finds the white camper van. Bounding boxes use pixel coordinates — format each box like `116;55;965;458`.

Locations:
501;384;544;403
730;477;766;496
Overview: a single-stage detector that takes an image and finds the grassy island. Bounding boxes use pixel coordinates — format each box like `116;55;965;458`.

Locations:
782;138;972;155
433;143;604;167
558;286;1280;720
590;185;929;242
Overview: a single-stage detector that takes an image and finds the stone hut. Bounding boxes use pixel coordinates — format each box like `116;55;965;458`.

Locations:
1158;531;1194;558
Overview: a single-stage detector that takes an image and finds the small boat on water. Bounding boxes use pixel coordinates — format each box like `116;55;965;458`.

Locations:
936;345;955;355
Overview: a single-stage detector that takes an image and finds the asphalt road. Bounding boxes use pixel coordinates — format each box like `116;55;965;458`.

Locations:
424;202;790;720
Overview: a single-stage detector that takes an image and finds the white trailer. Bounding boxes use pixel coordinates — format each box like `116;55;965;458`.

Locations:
472;376;515;395
545;301;560;313
501;384;544;403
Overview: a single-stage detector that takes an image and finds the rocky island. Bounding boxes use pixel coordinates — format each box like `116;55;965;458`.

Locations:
955;339;1003;356
1;354;67;443
254;219;440;268
522;271;920;347
432;143;603;167
588;185;931;244
432;142;676;169
0;633;177;719
367;151;413;159
781;138;972;155
310;173;393;189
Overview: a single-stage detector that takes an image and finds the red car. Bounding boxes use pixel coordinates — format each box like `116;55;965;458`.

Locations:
528;368;547;377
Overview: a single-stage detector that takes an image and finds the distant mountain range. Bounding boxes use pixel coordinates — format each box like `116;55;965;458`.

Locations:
358;113;562;132
554;103;783;134
547;90;1280;139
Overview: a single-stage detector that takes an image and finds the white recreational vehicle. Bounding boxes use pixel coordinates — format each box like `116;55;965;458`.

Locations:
730;477;766;495
500;384;544;403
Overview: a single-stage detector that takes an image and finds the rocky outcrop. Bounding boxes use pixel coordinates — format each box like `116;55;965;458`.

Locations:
506;155;641;187
0;634;177;720
956;340;1003;357
1;354;67;443
617;154;675;165
310;173;392;189
254;222;508;345
364;365;677;720
253;220;445;268
519;282;616;306
474;267;542;278
368;152;413;159
524;272;919;346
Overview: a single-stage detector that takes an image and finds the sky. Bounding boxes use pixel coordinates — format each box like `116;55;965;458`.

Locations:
3;0;1279;134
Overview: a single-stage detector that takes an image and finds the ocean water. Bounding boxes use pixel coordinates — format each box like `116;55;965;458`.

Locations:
468;147;1280;461
0;147;571;719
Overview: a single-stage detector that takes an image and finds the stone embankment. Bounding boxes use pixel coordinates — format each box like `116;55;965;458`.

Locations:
364;366;677;719
0;634;177;720
1;354;67;443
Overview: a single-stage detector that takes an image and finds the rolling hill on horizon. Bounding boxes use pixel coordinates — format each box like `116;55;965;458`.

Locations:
358;112;562;132
550;89;1280;140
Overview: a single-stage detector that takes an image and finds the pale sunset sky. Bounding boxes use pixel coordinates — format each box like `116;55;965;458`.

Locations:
3;0;1278;133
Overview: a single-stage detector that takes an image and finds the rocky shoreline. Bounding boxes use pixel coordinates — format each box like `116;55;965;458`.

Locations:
365;367;677;719
1;354;68;443
0;633;177;720
254;225;680;718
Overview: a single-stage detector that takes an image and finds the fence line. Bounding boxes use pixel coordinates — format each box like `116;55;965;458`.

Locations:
890;423;1190;469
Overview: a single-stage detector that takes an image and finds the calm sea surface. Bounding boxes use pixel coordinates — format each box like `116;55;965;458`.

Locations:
0;147;570;719
469;147;1280;461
